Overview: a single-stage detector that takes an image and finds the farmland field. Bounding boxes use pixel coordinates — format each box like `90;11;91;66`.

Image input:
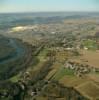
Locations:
70;50;99;68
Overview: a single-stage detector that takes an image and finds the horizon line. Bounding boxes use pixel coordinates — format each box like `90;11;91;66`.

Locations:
0;10;99;14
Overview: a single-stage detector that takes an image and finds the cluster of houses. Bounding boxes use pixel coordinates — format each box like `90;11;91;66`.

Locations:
64;60;99;77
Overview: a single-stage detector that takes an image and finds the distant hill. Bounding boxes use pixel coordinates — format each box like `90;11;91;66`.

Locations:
0;12;99;29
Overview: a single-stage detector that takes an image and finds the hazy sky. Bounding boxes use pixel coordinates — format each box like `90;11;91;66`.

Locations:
0;0;99;13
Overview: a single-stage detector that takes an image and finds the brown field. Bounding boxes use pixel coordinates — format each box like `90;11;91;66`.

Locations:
55;98;66;100
36;96;48;100
88;74;99;83
70;50;99;68
59;76;89;87
55;51;69;63
45;69;57;80
59;75;99;99
75;81;99;99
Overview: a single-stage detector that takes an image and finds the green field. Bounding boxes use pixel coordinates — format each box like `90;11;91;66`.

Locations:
83;39;98;50
53;67;74;80
37;47;49;61
9;74;21;82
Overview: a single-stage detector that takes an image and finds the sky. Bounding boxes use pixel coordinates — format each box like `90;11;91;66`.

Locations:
0;0;99;13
